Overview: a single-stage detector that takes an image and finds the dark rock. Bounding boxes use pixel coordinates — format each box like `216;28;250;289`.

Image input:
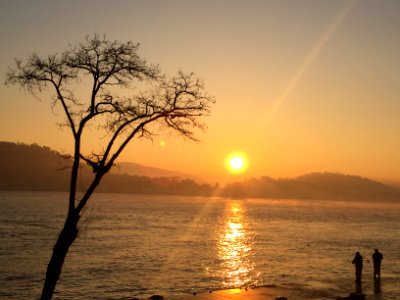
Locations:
149;295;164;300
336;292;365;300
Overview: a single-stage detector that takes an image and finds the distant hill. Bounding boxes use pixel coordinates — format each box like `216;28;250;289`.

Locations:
220;173;400;201
112;161;196;180
0;141;213;196
1;141;399;201
0;142;71;191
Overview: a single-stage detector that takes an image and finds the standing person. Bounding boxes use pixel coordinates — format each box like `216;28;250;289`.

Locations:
352;252;363;283
372;249;383;278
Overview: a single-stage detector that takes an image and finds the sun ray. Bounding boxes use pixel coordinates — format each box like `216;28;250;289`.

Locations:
265;0;359;120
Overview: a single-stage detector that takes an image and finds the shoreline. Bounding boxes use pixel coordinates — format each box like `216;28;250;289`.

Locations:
165;287;293;300
145;285;368;300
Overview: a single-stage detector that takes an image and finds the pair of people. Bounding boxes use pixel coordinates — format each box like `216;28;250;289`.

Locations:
352;249;383;283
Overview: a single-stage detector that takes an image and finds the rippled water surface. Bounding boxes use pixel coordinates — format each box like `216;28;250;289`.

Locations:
1;191;399;299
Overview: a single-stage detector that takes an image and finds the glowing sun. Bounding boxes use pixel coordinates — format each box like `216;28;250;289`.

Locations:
225;152;248;174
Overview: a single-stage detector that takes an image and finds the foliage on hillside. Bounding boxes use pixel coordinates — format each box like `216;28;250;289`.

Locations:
1;141;399;201
221;174;400;201
0;141;214;196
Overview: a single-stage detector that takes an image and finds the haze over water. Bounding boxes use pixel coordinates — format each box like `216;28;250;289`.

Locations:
1;192;399;299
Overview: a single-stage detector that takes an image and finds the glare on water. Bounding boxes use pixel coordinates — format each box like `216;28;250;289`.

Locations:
217;201;258;288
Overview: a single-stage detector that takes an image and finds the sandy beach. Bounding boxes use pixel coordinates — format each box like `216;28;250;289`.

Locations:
168;287;292;300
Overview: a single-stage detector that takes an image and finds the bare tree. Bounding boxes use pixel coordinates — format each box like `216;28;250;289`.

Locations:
5;34;214;300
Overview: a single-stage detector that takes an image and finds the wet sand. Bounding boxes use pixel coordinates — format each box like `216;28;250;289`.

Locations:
168;287;292;300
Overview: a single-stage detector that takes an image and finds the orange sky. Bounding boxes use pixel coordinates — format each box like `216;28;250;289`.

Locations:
1;0;400;183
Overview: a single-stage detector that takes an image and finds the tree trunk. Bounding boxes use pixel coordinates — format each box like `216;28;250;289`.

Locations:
40;211;79;300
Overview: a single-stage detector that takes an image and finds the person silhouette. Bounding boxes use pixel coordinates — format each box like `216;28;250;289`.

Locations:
372;249;383;278
352;252;363;283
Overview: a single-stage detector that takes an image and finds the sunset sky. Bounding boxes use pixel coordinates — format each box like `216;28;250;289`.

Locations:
1;0;400;183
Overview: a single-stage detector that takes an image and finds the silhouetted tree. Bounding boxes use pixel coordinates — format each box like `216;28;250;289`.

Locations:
6;34;214;300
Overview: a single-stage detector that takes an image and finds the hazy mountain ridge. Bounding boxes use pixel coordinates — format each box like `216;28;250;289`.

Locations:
0;141;213;196
0;142;70;191
112;162;198;180
1;141;399;201
223;173;399;201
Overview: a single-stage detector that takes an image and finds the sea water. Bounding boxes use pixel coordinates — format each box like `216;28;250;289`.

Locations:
0;191;399;299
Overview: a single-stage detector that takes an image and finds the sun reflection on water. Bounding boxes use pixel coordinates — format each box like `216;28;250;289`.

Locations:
217;201;259;289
